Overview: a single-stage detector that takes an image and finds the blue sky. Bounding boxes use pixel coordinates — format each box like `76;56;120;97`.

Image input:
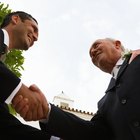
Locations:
1;0;140;113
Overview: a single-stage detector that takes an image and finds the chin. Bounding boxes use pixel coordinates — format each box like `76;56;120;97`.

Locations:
23;46;28;51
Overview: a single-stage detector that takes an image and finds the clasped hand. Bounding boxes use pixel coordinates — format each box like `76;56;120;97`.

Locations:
12;84;49;121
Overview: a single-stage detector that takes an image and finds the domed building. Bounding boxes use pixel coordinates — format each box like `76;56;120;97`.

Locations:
52;91;93;120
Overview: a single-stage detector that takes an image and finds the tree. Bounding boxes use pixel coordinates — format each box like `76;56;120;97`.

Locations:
0;2;25;115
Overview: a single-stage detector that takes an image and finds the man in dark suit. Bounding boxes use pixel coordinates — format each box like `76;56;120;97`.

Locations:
0;11;51;139
14;38;140;140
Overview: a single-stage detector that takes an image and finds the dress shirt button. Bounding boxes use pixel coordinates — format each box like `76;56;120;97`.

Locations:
133;121;140;127
121;99;127;104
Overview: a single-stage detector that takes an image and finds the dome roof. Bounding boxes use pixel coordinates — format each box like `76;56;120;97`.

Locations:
53;91;74;102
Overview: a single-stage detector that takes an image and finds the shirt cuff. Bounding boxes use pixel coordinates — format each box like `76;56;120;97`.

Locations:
5;81;22;104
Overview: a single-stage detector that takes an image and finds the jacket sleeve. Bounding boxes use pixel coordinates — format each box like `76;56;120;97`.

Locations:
40;104;113;140
0;61;21;103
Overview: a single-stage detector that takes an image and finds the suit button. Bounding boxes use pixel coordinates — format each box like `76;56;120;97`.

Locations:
121;99;127;104
133;121;140;127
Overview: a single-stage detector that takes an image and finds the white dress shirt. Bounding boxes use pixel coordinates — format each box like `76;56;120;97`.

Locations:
111;57;125;79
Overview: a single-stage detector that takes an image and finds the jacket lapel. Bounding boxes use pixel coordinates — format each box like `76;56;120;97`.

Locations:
105;56;130;93
105;77;116;93
116;56;130;80
0;29;4;46
0;29;7;55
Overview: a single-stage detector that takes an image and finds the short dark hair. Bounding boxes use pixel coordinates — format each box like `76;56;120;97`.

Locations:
1;11;38;28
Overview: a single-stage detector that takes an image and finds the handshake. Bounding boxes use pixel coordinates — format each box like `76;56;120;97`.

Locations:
12;84;50;121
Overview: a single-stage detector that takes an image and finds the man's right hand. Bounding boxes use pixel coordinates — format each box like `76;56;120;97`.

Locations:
12;84;49;121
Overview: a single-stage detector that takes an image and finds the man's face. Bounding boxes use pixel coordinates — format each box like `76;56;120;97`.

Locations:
12;17;38;50
89;39;122;73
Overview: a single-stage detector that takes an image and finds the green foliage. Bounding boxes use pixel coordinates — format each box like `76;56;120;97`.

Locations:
4;49;24;78
7;103;17;115
0;2;12;24
0;2;25;115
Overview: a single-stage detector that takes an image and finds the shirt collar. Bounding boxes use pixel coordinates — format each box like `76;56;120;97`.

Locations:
115;57;124;66
111;57;125;78
2;29;9;47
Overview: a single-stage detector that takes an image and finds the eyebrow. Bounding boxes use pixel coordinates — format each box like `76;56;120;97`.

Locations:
32;24;38;33
92;41;100;48
34;26;38;32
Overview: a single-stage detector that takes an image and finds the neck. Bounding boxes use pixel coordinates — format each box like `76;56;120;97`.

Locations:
3;28;14;50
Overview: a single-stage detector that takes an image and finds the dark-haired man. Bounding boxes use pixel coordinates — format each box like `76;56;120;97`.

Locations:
0;11;50;139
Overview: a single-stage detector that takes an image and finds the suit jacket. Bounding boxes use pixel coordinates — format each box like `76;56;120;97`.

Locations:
0;29;51;140
0;29;7;55
40;55;140;140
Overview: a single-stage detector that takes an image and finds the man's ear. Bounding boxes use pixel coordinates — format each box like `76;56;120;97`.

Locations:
11;15;20;24
115;40;121;50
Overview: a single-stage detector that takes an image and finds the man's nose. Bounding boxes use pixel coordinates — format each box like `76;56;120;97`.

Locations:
89;47;96;58
89;47;93;57
33;32;38;41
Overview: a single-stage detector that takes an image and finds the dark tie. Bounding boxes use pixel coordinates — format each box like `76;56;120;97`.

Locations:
105;77;116;93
